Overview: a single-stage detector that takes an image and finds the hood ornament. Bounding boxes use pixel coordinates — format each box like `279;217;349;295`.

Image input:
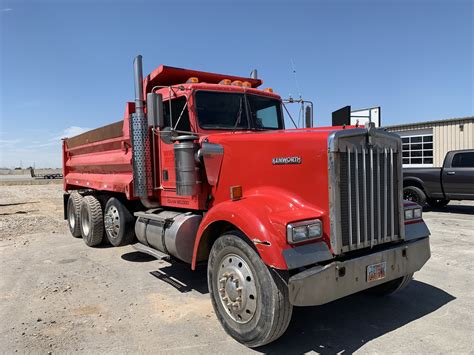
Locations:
365;121;376;146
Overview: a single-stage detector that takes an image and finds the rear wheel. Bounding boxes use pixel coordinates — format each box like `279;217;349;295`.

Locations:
403;186;426;206
427;198;450;208
80;196;104;247
67;192;83;238
368;273;413;296
208;232;292;348
104;197;135;247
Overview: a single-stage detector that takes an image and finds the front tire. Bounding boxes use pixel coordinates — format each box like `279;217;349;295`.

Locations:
104;197;135;247
80;196;104;247
403;186;427;206
207;232;292;348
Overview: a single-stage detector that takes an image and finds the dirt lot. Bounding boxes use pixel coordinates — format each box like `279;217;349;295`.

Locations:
1;184;473;354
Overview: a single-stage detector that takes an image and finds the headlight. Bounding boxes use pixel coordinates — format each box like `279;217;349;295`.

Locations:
413;208;422;219
287;219;322;244
404;206;422;221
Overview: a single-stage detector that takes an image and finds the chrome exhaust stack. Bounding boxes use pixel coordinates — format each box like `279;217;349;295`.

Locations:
133;55;145;117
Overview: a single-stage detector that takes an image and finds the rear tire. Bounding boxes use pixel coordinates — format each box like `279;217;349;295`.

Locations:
104;197;135;247
67;192;83;238
207;231;292;348
427;198;450;208
80;196;104;247
403;186;426;206
368;273;413;296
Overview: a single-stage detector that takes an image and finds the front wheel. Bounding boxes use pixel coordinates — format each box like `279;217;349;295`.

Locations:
207;232;292;348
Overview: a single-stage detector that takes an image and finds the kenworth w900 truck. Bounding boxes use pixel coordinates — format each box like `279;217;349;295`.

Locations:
62;55;431;347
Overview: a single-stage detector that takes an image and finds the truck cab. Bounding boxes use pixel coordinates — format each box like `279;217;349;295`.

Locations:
141;67;285;211
62;56;431;348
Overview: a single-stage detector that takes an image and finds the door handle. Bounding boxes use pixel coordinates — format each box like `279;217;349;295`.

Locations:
447;171;456;175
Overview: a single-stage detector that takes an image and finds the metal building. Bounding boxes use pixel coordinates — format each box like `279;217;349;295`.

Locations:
385;116;474;168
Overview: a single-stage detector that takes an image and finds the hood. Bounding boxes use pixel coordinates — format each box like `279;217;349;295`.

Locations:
203;126;347;212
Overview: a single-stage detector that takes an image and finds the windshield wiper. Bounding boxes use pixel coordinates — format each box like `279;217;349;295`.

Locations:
231;97;243;133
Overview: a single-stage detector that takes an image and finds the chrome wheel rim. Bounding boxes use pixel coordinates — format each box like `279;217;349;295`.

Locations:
81;206;90;236
216;253;257;324
104;205;120;239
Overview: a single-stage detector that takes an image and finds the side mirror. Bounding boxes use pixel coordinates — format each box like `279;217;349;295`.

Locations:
305;105;312;128
146;93;164;128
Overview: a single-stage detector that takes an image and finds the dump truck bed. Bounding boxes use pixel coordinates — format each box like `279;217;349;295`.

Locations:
62;103;136;198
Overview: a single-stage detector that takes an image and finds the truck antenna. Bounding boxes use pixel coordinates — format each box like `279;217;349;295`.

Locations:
290;59;305;126
290;59;302;100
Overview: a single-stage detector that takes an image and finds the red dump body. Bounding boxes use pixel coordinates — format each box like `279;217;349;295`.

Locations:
63;104;134;198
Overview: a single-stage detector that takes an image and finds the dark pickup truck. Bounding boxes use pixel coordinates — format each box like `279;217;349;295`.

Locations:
403;149;474;207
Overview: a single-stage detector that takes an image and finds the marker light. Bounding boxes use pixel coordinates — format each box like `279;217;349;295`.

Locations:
219;79;232;85
231;80;243;86
264;88;273;93
186;77;199;83
230;186;243;200
242;81;252;88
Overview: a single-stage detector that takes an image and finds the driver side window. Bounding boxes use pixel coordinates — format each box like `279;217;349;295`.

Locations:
163;96;191;132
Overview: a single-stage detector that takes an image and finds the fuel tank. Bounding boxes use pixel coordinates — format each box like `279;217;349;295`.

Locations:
135;209;202;263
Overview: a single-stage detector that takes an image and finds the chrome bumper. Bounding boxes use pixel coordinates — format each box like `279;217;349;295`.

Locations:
288;236;430;306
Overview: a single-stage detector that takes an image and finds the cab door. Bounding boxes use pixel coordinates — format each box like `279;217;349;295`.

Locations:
158;95;192;191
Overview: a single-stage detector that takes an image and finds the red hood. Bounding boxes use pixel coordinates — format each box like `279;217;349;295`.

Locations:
202;127;348;244
203;126;348;206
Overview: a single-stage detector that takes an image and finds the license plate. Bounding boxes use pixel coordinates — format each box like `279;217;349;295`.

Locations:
367;261;386;282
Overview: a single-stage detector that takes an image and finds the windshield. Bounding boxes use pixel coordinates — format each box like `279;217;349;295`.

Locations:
195;91;284;130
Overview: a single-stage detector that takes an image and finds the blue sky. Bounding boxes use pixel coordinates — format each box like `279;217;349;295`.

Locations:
0;0;472;168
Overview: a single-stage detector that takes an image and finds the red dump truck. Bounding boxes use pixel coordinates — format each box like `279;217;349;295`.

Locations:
62;55;431;347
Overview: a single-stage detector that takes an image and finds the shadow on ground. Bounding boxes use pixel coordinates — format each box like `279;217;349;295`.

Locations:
0;201;39;207
121;251;156;262
150;263;209;294
258;280;455;354
121;251;209;293
0;210;39;216
424;204;474;215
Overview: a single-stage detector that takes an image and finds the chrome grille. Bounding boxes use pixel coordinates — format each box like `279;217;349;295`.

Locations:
328;127;404;254
340;147;400;249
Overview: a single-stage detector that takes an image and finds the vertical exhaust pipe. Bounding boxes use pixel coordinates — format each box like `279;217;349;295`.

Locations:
134;55;145;116
130;55;150;198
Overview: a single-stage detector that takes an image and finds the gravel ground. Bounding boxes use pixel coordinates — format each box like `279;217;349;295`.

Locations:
0;184;67;241
0;184;473;354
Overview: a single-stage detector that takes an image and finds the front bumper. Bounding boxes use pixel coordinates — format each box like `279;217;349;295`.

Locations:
288;236;430;306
